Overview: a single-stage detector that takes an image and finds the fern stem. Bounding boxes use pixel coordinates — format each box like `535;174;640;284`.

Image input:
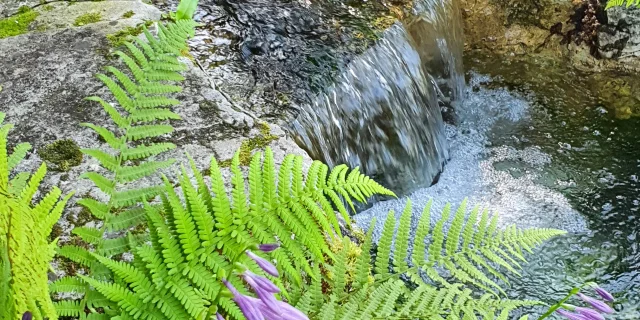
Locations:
537;287;580;320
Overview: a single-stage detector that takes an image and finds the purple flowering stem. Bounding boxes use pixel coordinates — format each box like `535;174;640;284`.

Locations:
537;287;581;320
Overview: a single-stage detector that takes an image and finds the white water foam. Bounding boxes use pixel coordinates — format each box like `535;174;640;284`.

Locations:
353;73;588;242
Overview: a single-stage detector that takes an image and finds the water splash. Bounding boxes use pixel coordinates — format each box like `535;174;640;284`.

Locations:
290;0;465;195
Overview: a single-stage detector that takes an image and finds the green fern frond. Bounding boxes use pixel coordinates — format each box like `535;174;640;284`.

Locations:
305;197;564;320
50;277;87;294
0;113;70;320
606;0;640;9
72;147;391;319
52;300;84;317
384;199;566;296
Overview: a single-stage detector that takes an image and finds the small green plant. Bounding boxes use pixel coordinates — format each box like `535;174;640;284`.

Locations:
0;112;71;320
73;12;101;26
122;10;135;19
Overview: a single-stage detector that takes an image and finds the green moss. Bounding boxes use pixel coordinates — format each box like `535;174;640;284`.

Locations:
219;123;279;167
122;10;135;18
73;12;102;26
37;139;83;172
74;207;94;226
48;223;64;242
43;5;54;11
17;6;32;14
106;21;153;47
373;15;396;31
0;8;39;39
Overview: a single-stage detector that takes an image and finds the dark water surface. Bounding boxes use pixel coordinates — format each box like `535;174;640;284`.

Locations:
467;55;639;318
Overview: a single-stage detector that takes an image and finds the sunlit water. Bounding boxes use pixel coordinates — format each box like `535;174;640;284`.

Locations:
355;57;640;317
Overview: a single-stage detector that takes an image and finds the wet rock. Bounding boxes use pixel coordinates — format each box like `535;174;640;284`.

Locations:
598;6;640;62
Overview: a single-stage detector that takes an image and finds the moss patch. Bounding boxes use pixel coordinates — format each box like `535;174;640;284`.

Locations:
106;21;153;47
219;123;279;167
0;7;39;39
38;139;83;172
73;12;102;26
122;10;135;19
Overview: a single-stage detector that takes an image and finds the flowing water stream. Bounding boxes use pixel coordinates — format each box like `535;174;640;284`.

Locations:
291;0;464;195
289;0;639;317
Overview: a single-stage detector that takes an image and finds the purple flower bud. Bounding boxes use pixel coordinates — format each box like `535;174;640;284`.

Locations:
594;287;615;302
223;279;265;320
22;312;32;320
244;270;280;293
243;272;281;315
578;293;614;314
249;297;310;320
247;250;279;277
556;309;589;320
575;307;605;320
258;243;280;253
216;313;225;320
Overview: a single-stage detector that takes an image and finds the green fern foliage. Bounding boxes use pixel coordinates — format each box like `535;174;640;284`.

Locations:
53;149;391;319
53;17;197;318
296;199;565;319
606;0;640;9
0;112;72;320
387;199;565;295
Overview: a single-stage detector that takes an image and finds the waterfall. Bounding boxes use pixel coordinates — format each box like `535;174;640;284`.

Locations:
290;0;465;195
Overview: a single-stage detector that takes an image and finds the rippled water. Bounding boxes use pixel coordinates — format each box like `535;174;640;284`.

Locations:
355;57;639;317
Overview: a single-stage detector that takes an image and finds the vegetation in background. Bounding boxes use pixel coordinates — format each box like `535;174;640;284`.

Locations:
0;7;39;39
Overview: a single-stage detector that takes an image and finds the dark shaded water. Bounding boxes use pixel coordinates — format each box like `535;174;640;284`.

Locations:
467;55;640;318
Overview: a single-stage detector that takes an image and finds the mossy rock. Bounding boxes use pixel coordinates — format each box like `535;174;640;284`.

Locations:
37;139;83;171
73;12;102;26
106;20;153;47
594;77;640;119
219;123;279;167
0;7;39;39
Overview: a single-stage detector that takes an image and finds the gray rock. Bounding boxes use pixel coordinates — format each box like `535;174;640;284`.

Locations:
0;0;312;240
599;6;640;59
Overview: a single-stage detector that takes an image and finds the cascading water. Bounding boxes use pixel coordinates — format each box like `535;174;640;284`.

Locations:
290;0;465;195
